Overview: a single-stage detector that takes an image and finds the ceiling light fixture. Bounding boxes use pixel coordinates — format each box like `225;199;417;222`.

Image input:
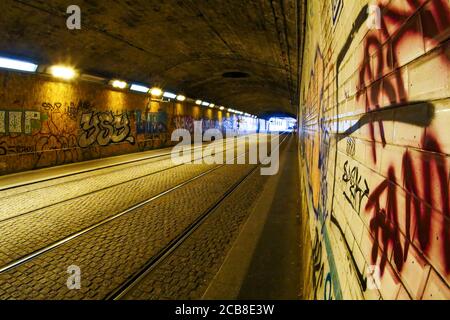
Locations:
111;80;127;89
49;65;77;80
150;87;163;97
163;92;177;99
130;84;150;93
0;56;38;73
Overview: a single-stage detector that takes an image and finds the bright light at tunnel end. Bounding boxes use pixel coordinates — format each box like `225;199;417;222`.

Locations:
170;125;282;176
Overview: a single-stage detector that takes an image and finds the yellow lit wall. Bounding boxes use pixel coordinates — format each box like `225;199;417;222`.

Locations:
298;0;450;300
0;71;238;174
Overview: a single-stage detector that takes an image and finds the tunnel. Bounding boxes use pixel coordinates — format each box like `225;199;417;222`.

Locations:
0;0;448;306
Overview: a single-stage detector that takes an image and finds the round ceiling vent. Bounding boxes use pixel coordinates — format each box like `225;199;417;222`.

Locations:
222;71;250;79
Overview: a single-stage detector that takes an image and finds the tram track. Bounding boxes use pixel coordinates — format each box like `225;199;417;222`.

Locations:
0;133;284;278
108;134;289;300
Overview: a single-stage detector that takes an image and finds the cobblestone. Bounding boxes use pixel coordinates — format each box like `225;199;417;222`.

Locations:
0;162;256;299
122;161;270;300
0;137;255;267
0;135;275;299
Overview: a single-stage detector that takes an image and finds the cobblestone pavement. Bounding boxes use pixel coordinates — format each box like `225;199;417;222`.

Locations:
121;164;270;300
0;135;268;299
0;164;255;299
0;140;233;216
120;136;290;300
0;138;250;267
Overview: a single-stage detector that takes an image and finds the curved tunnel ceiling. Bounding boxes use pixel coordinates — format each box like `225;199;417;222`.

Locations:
0;0;305;116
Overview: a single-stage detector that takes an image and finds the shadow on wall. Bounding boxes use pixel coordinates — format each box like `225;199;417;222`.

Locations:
299;0;450;300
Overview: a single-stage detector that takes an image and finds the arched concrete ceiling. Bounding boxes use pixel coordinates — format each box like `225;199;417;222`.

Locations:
0;0;305;115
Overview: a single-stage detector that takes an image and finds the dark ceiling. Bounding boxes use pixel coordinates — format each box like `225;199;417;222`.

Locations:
0;0;305;116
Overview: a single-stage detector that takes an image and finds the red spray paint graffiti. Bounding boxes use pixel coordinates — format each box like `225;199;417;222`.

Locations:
366;132;450;275
360;0;450;276
357;0;450;162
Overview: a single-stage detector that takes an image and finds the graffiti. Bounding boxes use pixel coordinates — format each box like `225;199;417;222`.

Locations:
173;115;194;134
0;141;34;155
0;111;5;133
312;229;325;300
301;44;344;299
41;100;94;120
65;103;79;120
34;134;80;168
330;213;368;292
41;102;63;112
300;0;450;298
222;118;236;131
0;110;41;135
352;1;450;277
355;0;450;163
332;0;343;25
345;137;355;157
202;119;219;132
324;273;333;300
318;116;331;224
328;0;450;288
342;161;369;214
24;111;41;134
33;110;82;168
0;109;81;168
78;111;135;148
0;102;135;171
365;132;450;276
8;111;22;133
136;110;168;135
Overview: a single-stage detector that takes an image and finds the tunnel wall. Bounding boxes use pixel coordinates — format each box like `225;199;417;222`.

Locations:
0;71;252;175
298;0;449;299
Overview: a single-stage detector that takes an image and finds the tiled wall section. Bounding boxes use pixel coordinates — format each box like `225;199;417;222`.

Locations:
0;71;254;175
298;0;449;300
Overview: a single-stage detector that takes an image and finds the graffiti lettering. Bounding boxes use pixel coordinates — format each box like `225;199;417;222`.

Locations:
366;133;450;276
136;110;168;135
0;110;41;135
346;137;355;157
312;229;325;300
332;0;343;25
342;161;369;214
78;112;135;148
173;115;194;134
8;111;22;133
0;111;5;133
34;134;80;168
0;141;35;155
41;102;62;112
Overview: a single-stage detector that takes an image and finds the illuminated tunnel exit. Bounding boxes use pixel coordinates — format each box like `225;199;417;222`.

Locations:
267;117;297;133
0;0;448;306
